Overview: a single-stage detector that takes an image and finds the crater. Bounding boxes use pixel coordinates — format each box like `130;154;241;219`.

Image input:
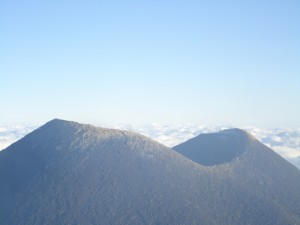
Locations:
173;128;250;166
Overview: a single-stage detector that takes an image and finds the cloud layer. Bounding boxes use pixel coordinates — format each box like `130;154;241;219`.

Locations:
109;124;300;169
1;123;299;169
0;123;39;150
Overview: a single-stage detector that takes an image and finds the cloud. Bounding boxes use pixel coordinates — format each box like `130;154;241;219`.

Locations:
0;123;299;169
243;127;300;159
109;123;233;147
0;123;39;150
110;124;300;169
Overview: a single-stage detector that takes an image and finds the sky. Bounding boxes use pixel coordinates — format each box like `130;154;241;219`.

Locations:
1;0;299;127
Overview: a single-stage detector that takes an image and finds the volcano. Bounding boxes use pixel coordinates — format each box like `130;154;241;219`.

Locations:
1;119;300;225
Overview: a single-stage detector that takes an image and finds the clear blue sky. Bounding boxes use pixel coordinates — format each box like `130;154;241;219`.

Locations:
1;0;299;127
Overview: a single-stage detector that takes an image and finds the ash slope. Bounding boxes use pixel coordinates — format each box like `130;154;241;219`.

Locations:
174;128;300;222
0;120;300;225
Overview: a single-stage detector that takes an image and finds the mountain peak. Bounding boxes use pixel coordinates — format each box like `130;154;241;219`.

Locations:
44;118;82;128
173;128;256;166
8;119;170;160
219;128;247;134
219;128;256;139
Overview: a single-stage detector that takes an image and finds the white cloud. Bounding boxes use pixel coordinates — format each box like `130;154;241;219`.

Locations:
0;123;39;150
272;146;300;159
110;124;300;169
109;123;232;147
243;127;300;160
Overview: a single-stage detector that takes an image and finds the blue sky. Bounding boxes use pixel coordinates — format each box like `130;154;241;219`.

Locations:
1;0;299;127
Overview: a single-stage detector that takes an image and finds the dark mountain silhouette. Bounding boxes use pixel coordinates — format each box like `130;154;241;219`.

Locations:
1;119;300;225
